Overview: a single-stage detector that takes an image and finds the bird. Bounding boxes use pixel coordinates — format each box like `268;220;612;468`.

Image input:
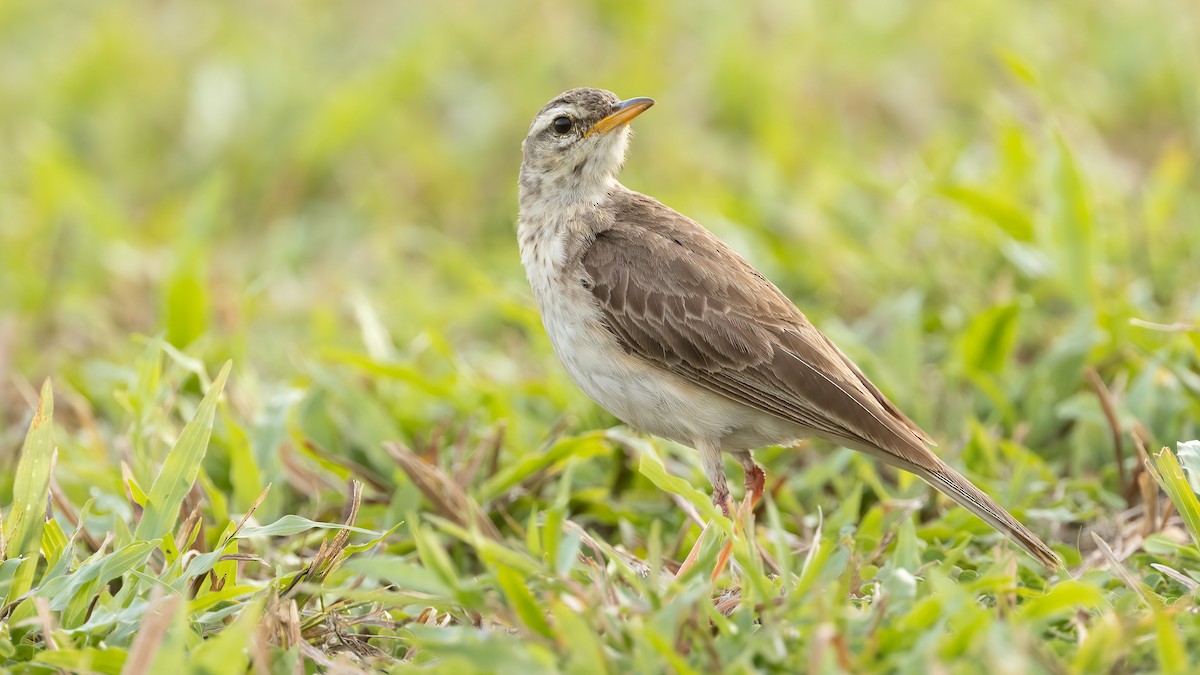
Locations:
516;87;1059;571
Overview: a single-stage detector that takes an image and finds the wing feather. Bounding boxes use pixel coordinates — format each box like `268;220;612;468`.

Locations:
580;191;926;453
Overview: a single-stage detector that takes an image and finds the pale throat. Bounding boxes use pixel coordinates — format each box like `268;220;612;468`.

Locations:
519;133;628;215
518;132;629;281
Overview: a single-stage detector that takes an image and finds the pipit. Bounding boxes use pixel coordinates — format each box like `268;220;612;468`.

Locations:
517;87;1058;570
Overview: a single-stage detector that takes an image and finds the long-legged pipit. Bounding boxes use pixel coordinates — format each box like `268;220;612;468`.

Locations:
517;88;1058;570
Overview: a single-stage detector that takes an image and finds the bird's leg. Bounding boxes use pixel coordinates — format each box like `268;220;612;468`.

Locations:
712;490;732;518
700;441;733;517
738;453;766;514
674;441;730;580
711;452;766;580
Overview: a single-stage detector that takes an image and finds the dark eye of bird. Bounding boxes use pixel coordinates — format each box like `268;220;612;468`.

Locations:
552;116;572;135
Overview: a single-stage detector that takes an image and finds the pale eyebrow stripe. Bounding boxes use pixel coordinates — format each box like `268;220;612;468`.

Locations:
532;107;573;134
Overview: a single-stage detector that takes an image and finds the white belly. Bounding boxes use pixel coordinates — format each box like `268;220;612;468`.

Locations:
519;227;801;450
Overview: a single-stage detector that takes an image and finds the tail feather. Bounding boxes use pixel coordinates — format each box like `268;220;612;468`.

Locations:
847;439;1060;570
914;459;1060;569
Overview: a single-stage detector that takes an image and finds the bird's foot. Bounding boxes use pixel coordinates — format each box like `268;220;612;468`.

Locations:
744;464;766;512
711;465;767;582
711;486;733;519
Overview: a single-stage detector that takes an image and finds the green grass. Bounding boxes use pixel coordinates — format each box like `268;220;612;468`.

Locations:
2;0;1199;672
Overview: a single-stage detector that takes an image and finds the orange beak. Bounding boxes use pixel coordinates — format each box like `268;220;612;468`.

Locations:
584;97;655;137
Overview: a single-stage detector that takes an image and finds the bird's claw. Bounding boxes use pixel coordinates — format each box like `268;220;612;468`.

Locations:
711;487;733;519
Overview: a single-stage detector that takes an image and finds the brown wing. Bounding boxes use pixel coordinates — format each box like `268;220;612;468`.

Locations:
581;190;931;458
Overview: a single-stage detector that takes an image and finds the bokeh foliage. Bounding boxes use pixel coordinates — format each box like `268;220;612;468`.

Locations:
1;0;1199;672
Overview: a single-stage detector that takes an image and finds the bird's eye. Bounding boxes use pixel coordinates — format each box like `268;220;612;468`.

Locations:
551;116;573;135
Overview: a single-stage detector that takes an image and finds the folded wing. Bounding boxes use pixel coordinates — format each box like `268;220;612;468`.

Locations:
579;190;1059;568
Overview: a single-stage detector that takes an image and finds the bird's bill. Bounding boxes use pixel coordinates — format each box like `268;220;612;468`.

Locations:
585;97;655;137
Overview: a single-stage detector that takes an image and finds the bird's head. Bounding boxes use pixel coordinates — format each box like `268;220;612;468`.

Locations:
519;88;654;202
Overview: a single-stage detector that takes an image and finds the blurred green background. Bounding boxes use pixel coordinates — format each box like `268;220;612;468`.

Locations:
2;0;1200;671
4;0;1197;466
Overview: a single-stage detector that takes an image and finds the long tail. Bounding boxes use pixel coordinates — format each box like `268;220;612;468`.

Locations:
852;440;1061;570
799;332;1059;568
912;457;1060;569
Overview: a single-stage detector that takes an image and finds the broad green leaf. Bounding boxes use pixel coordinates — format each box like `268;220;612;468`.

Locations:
135;362;230;542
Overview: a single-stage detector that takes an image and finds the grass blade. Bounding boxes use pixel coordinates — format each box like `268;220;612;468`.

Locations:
495;564;554;640
3;379;56;602
190;596;263;673
1147;445;1200;547
134;362;231;542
